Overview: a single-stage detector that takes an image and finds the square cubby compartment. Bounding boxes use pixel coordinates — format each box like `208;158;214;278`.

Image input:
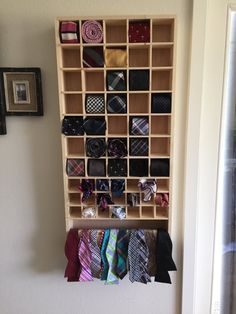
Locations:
129;47;150;67
151;116;171;135
150;158;170;177
82;193;96;206
105;20;127;43
66;138;84;156
127;179;139;192
151;137;170;157
129;93;149;114
69;206;82;218
152;19;174;43
156;207;168;219
62;47;81;68
108;116;127;135
64;94;83;114
127;207;140;219
152;46;173;67
68;179;81;192
69;193;81;205
98;208;110;218
157;178;169;192
63;71;82;91
112;194;126;205
152;70;172;90
141;206;155;218
84;71;104;91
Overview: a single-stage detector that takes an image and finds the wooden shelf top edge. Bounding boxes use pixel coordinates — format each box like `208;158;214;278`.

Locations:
61;90;173;94
58;42;174;48
56;15;176;22
60;66;173;71
68;216;169;221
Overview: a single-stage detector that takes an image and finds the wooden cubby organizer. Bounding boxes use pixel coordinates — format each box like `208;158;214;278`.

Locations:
55;16;175;231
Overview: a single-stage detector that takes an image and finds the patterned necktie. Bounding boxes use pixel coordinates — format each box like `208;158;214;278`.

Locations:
60;21;79;43
83;47;104;68
86;138;106;158
129;21;150;43
66;159;85;176
111;179;125;196
107;94;127;113
78;230;93;282
107;139;127;158
64;229;80;281
106;229;119;284
138;179;157;202
62;116;84;136
107;71;126;91
116;229;129;279
130;138;148;156
100;229;110;280
144;230;157;277
85;95;105;113
90;230;102;279
151;93;172;113
128;229;151;284
83;117;106;135
130;117;149;135
108;159;127;177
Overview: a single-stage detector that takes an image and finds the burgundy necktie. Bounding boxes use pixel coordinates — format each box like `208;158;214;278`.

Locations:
64;229;80;282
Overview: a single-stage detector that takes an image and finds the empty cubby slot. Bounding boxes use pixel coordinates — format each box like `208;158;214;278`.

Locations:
112;194;126;205
152;20;174;42
156;207;168;219
98;208;110;218
68;179;81;192
127;179;139;192
151;137;170;156
141;194;155;206
84;71;104;91
108;116;127;135
106;20;127;43
141;206;155;218
63;71;82;91
127;207;140;219
151;116;171;135
62;47;81;68
69;193;81;205
152;46;173;67
67;138;84;156
82;193;96;205
152;70;172;90
69;206;82;218
157;179;169;191
129;93;149;113
64;94;83;114
129;47;150;67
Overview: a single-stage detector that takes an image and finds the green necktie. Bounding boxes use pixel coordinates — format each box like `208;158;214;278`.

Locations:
106;229;119;284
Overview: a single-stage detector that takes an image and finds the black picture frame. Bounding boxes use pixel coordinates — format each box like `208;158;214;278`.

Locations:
0;67;43;116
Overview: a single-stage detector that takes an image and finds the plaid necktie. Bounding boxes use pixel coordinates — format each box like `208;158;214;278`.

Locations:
66;159;85;176
90;230;102;279
100;229;110;280
138;179;157;202
128;229;151;284
64;229;80;282
83;47;104;68
116;229;129;279
130;138;148;156
107;71;126;91
130;117;149;135
106;229;119;284
107;94;127;113
78;230;93;282
151;93;172;113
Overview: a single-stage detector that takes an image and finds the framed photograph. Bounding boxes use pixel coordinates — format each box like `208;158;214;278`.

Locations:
0;67;43;116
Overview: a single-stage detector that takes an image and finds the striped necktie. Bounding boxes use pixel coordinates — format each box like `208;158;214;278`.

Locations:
131;117;149;135
78;230;93;282
106;229;119;284
90;230;102;279
107;94;127;113
100;229;110;280
116;229;129;279
130;138;148;156
128;229;151;284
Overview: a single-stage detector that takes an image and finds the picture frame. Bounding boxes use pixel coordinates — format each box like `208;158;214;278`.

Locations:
0;67;43;116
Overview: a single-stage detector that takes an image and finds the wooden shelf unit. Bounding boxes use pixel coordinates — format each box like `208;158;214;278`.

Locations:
55;16;175;231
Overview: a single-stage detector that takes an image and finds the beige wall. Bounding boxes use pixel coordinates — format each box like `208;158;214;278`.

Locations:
0;1;191;313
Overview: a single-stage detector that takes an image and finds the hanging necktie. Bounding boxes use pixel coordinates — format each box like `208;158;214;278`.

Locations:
90;230;102;279
130;117;149;135
79;179;95;202
116;229;129;279
128;229;151;284
107;94;127;113
106;229;119;284
64;229;80;281
138;179;157;201
154;229;177;284
144;230;157;277
130;138;148;156
100;229;110;280
78;230;93;282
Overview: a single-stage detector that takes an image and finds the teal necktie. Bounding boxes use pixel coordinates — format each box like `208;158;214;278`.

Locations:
100;229;110;281
106;229;119;284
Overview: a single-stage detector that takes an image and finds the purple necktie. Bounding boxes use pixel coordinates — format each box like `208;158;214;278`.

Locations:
78;230;93;282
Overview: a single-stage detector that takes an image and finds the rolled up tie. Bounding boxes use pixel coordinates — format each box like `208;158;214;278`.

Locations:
127;193;140;206
111;206;126;219
155;193;169;207
81;207;96;218
111;179;125;197
82;20;103;43
107;139;127;158
138;179;157;202
86;138;106;158
79;179;95;202
97;193;114;210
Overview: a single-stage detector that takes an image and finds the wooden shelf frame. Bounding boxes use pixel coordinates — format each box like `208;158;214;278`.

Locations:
55;16;176;231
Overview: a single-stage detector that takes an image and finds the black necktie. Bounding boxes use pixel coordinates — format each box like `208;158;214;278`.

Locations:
150;159;169;177
86;138;106;158
107;139;127;158
111;179;125;196
130;138;148;156
151;93;172;113
87;159;106;176
108;159;127;177
62;116;84;136
107;70;126;91
107;94;127;113
83;117;106;135
129;70;149;91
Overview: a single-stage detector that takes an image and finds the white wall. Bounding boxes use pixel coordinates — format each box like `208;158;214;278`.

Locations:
0;1;191;314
